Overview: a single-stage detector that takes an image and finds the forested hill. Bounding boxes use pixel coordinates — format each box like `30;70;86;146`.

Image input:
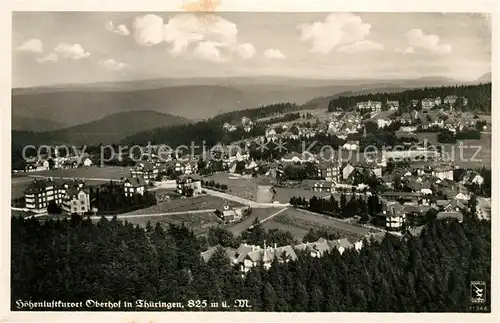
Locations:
11;214;490;312
121;102;300;146
328;83;492;113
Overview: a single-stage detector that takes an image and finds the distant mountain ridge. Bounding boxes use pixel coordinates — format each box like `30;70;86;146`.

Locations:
12;76;464;126
12;116;68;132
477;72;491;83
12;110;189;146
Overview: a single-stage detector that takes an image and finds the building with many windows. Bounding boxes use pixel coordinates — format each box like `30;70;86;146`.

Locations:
123;177;147;197
61;181;90;215
24;178;65;212
356;100;382;112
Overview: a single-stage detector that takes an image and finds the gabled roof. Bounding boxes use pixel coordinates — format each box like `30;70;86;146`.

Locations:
124;176;147;187
336;238;354;249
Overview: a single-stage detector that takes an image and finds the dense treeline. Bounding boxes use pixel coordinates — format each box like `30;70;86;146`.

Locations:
464;167;491;198
328;83;491;113
213;102;301;124
290;194;382;222
11;213;490;312
90;182;157;215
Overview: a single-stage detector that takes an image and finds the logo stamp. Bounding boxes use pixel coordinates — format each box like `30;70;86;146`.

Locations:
470;281;486;304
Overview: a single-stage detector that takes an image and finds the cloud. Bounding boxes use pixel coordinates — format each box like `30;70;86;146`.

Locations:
236;43;256;60
106;21;130;36
264;48;286;60
337;40;384;53
99;58;129;71
193;41;227;62
18;39;43;53
53;43;91;60
133;13;253;62
403;29;452;55
403;47;415;55
36;52;58;63
298;13;371;54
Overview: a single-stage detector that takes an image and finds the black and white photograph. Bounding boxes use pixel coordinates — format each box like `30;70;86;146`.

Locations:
5;0;496;320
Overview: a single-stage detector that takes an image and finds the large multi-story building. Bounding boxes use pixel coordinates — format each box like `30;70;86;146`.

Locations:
24;178;88;214
61;181;90;215
130;162;159;182
356;100;382;113
318;162;340;182
176;175;202;196
24;178;66;212
421;98;436;110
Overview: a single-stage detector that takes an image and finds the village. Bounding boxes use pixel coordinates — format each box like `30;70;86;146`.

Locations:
12;94;491;275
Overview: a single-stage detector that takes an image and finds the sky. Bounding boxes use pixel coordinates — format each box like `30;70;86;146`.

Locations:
12;12;492;87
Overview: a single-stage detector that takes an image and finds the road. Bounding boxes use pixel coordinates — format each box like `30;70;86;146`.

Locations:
203;188;290;208
88;208;217;220
28;175;122;182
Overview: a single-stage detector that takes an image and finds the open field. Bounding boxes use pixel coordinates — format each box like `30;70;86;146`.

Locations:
227;207;286;236
11;166;130;199
202;173;265;201
23;166;130;180
123;195;243;215
416;132;491;168
261;208;375;242
274;187;330;203
118;212;222;235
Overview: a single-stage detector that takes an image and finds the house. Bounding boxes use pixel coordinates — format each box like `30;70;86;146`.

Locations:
236;243;298;273
436;211;464;223
382;150;440;162
82;157;93;167
311;181;336;193
265;127;278;141
173;161;198;175
223;122;237;132
421;98;436;110
294;240;331;258
176;175;202;196
433;165;454;181
444;95;458;105
24;160;50;172
342;163;355;181
24;178;66;212
356;100;382;112
410;99;419;108
123;177;147;197
387;100;399;111
216;202;249;223
243;160;259;174
476;197;491;220
434;97;442;106
342;141;359;151
131;162;159;182
400;125;418;133
61;182;90;215
331;238;355;255
382;201;406;231
318;162;340;181
376;118;392;129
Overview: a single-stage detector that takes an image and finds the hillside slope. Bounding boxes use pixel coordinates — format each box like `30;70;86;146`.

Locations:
12;110;190;146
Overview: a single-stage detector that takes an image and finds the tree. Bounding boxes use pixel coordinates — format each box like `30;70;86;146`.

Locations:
47;201;61;214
